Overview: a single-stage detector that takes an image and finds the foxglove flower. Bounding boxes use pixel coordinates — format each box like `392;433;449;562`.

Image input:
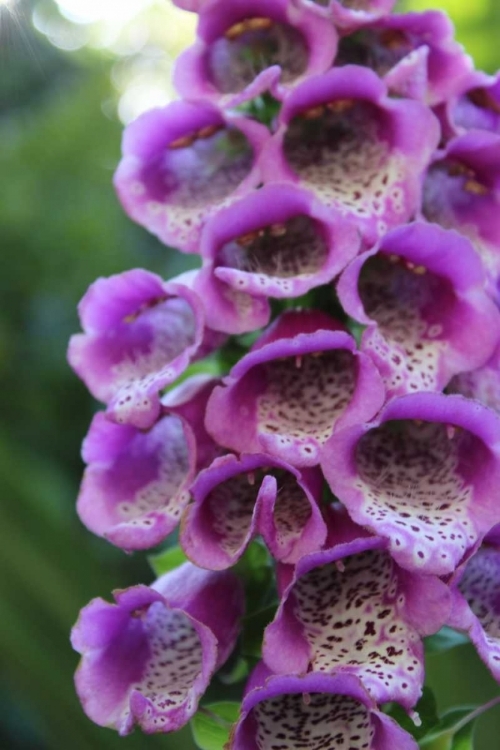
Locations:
335;11;472;105
199;183;361;299
262;66;440;245
114;102;270;253
447;534;500;682
206;310;385;467
77;376;220;551
449;340;500;415
422;130;500;290
174;0;338;107
263;512;450;709
230;667;419;750
295;0;397;31
337;222;500;397
71;564;244;735
322;393;500;575
442;70;500;137
68;269;211;430
180;452;326;568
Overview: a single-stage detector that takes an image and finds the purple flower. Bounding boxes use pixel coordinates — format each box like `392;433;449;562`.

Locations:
337;222;500;397
263;510;450;709
449;341;500;415
199;183;361;299
77;376;220;551
68;269;209;430
174;0;338;108
321;393;500;575
336;11;472;105
206;310;385;467
180;452;326;569
443;70;500;137
262;66;440;245
71;564;244;735
422;130;500;291
448;536;500;682
295;0;397;31
230;667;419;750
114;102;270;253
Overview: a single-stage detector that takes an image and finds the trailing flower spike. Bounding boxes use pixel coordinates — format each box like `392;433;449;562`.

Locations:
70;0;500;746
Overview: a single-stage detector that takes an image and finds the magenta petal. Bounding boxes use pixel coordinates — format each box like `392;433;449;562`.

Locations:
231;670;418;750
68;270;206;429
449;340;500;416
322;393;500;575
337;222;500;397
114;103;270;253
180;453;326;568
200;183;361;299
262;65;439;245
448;544;500;683
77;411;195;550
174;0;338;108
72;565;244;735
263;528;449;709
206;311;385;467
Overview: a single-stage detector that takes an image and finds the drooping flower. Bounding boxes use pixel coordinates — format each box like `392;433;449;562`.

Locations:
321;393;500;575
337;222;500;397
206;310;386;467
180;452;326;569
335;10;472;105
448;340;500;415
261;65;440;245
229;666;419;750
114;102;270;253
441;70;500;137
447;533;500;683
77;376;220;551
174;0;338;108
71;564;244;735
199;183;361;300
68;269;213;429
263;510;450;709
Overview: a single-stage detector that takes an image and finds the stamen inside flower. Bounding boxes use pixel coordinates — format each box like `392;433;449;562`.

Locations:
337;29;412;76
216;215;328;279
207;18;309;94
467;88;500;115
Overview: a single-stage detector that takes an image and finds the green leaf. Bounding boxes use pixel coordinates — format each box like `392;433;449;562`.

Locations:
451;720;475;750
191;702;240;750
148;545;188;577
217;655;249;686
420;707;477;748
241;604;278;659
386;687;439;741
424;627;469;654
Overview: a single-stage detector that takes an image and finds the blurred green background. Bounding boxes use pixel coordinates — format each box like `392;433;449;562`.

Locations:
1;0;499;747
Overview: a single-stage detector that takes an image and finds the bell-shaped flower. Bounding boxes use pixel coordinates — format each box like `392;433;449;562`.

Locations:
337;222;500;398
174;0;337;108
77;376;221;551
447;535;500;683
71;564;244;735
322;393;500;575
442;70;500;138
114;101;270;253
262;66;440;246
206;310;386;467
180;452;326;569
335;11;472;106
449;340;500;416
422;130;500;290
68;269;210;430
295;0;397;31
230;667;419;750
263;510;450;710
199;183;361;300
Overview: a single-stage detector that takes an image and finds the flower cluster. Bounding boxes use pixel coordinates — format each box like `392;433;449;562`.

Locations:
70;1;500;747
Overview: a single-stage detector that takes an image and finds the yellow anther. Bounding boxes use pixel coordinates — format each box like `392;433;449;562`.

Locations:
225;17;273;40
225;21;247;40
168;133;197;150
413;265;427;275
380;29;407;51
406;261;416;271
236;230;259;247
197;124;221;140
301;104;325;120
269;223;287;237
246;17;273;33
464;179;489;196
327;98;355;114
388;254;400;263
